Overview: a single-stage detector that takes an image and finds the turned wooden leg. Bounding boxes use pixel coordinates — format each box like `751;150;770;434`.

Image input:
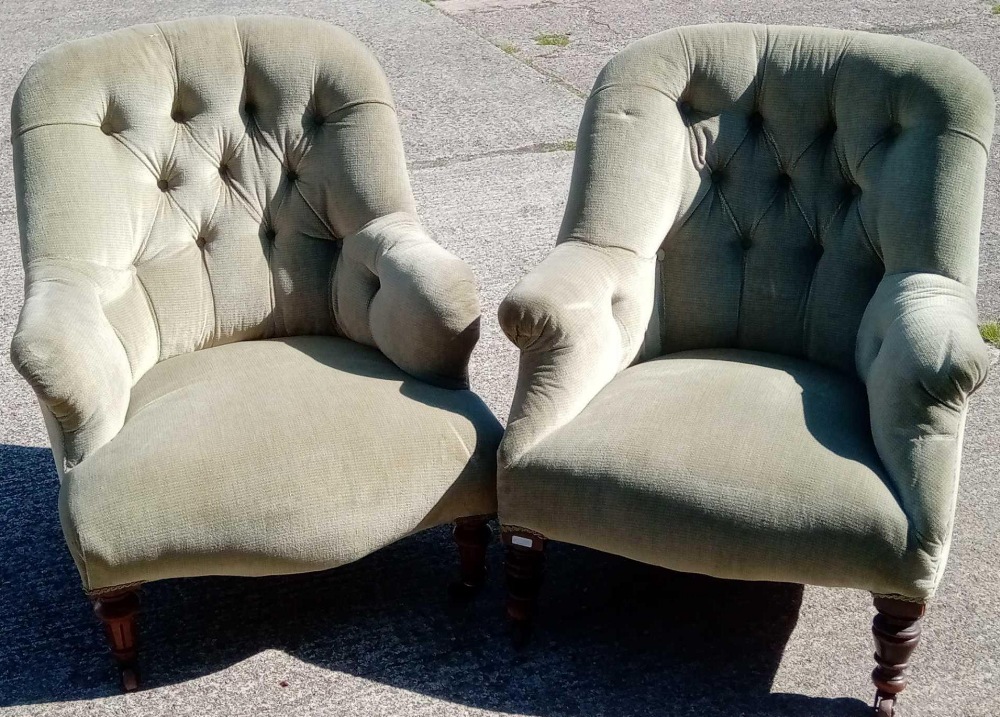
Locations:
93;588;141;692
450;516;493;600
503;529;546;647
871;596;925;717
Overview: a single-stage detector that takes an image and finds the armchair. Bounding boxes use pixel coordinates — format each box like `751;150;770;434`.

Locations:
10;16;502;690
497;24;993;716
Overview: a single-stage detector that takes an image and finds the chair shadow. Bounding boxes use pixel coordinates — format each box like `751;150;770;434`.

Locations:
0;440;866;716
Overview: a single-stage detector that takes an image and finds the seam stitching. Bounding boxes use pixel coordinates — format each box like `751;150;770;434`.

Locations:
132;270;162;360
133;193;162;264
856;201;884;265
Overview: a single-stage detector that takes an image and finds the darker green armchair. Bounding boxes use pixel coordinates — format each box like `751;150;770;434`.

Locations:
497;24;994;717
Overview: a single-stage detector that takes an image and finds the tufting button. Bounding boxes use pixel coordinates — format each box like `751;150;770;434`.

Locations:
740;234;752;251
100;122;114;136
678;99;692;115
710;169;724;184
889;121;903;138
196;235;207;249
218;163;229;178
850;183;862;197
777;172;792;189
170;109;186;123
748;111;763;130
157;179;169;192
243;100;257;116
265;228;277;241
286;168;299;182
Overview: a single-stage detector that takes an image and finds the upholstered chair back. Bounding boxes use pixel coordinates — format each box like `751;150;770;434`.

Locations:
564;24;993;374
13;16;424;381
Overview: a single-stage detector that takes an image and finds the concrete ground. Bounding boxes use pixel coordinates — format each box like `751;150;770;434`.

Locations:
0;1;997;715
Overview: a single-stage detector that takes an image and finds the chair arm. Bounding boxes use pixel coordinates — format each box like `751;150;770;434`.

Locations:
333;212;480;389
856;271;990;551
10;265;131;472
498;241;654;467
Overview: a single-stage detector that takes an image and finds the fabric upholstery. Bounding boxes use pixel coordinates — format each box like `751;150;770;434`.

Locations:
856;272;988;580
501;350;932;598
11;16;481;472
498;24;993;600
61;337;501;591
10;17;499;591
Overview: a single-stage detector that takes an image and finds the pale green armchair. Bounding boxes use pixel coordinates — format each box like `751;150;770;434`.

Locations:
10;16;501;690
497;25;993;716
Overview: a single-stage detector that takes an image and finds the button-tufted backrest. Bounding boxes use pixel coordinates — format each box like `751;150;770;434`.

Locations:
12;16;416;380
562;24;994;375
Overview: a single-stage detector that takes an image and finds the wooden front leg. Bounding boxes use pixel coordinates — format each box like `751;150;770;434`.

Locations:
93;588;141;692
871;596;925;716
503;529;546;647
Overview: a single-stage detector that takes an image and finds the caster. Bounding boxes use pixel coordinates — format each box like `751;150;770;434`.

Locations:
510;620;532;649
874;695;895;717
448;578;484;603
121;666;140;692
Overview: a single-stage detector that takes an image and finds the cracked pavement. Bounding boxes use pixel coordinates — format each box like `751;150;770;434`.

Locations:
437;0;1000;323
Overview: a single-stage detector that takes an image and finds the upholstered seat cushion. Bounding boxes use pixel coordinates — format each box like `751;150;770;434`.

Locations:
500;348;931;597
61;336;502;591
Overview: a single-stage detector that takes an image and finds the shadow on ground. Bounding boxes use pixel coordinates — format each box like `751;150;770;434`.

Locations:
0;443;867;716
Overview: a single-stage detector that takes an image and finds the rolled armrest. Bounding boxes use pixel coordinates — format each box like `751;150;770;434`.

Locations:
856;271;990;552
333;212;480;389
498;241;654;467
10;265;131;472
